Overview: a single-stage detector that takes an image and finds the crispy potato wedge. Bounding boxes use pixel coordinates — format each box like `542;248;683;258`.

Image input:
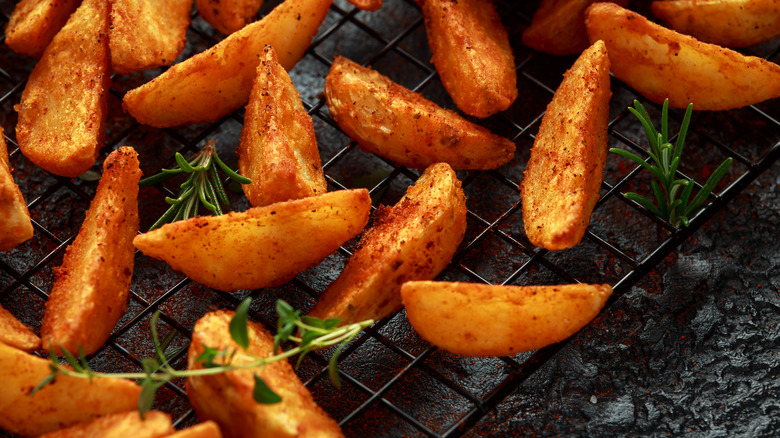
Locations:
38;411;174;438
14;0;111;177
346;0;383;10
309;163;467;325
187;311;343;438
110;0;193;74
238;45;327;207
133;189;371;292
586;2;780;110
418;0;517;117
0;127;34;251
0;342;141;437
401;281;613;356
324;56;516;170
166;421;223;438
522;0;628;55
123;0;332;128
652;0;780;48
0;304;40;352
520;40;610;250
41;147;141;355
4;0;81;58
197;0;265;34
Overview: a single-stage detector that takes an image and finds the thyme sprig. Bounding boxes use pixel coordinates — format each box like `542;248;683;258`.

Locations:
32;299;373;417
139;139;251;230
610;99;733;228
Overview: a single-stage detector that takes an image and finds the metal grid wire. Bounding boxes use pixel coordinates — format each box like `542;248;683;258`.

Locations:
1;0;780;436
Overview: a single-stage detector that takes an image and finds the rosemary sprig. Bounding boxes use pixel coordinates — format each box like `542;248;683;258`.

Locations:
139;139;251;230
610;99;733;228
32;299;373;417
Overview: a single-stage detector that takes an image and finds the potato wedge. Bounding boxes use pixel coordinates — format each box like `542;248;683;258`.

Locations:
41;147;141;355
197;0;265;34
110;0;193;74
187;311;343;438
324;56;516;170
418;0;517;117
123;0;332;128
14;0;111;177
0;126;34;251
346;0;383;10
0;304;40;352
520;40;610;250
238;45;327;207
401;281;613;356
4;0;81;58
166;421;223;438
585;2;780;110
652;0;780;48
38;411;173;438
0;342;141;437
309;163;466;325
133;189;371;292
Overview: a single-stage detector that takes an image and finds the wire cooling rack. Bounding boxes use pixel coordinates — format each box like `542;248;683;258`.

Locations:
2;0;780;436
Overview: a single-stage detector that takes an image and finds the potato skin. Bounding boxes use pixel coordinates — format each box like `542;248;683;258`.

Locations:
239;45;327;207
187;311;344;438
586;2;780;110
346;0;383;10
4;0;81;58
41;147;141;355
418;0;517;117
133;189;371;292
324;56;516;170
197;0;265;34
14;0;111;177
0;127;34;251
520;40;611;250
401;281;613;356
0;304;40;352
38;411;174;438
309;163;467;325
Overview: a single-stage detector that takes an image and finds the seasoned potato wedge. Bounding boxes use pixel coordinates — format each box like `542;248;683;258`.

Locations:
0;342;141;437
324;56;516;170
0;304;40;352
166;421;223;438
418;0;517;117
346;0;383;10
197;0;265;34
0;127;34;251
522;0;627;55
41;147;141;355
586;2;780;110
110;0;193;74
238;45;327;207
520;40;610;250
14;0;111;177
123;0;332;128
652;0;780;48
187;311;343;438
133;189;371;292
4;0;81;58
38;411;173;438
401;281;613;356
309;163;467;325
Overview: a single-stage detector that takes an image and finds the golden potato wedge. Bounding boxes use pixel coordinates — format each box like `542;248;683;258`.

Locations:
14;0;111;177
418;0;517;117
522;0;628;55
0;126;34;251
166;421;223;438
4;0;81;58
520;40;610;250
0;304;40;352
110;0;193;74
133;189;371;292
652;0;780;48
586;2;780;110
238;45;327;207
346;0;383;10
41;147;141;355
187;310;343;438
123;0;332;128
38;411;174;438
197;0;265;34
400;281;613;356
324;56;516;170
0;342;141;437
309;163;466;326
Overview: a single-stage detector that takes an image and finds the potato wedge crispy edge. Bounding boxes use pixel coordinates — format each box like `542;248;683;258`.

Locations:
0;304;40;352
5;0;81;58
197;0;266;35
38;411;174;438
166;421;223;438
0;127;34;251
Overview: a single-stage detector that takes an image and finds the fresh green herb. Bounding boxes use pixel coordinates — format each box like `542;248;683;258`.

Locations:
139;139;251;230
610;99;733;228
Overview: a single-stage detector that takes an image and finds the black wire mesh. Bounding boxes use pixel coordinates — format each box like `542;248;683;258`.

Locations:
1;0;780;436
